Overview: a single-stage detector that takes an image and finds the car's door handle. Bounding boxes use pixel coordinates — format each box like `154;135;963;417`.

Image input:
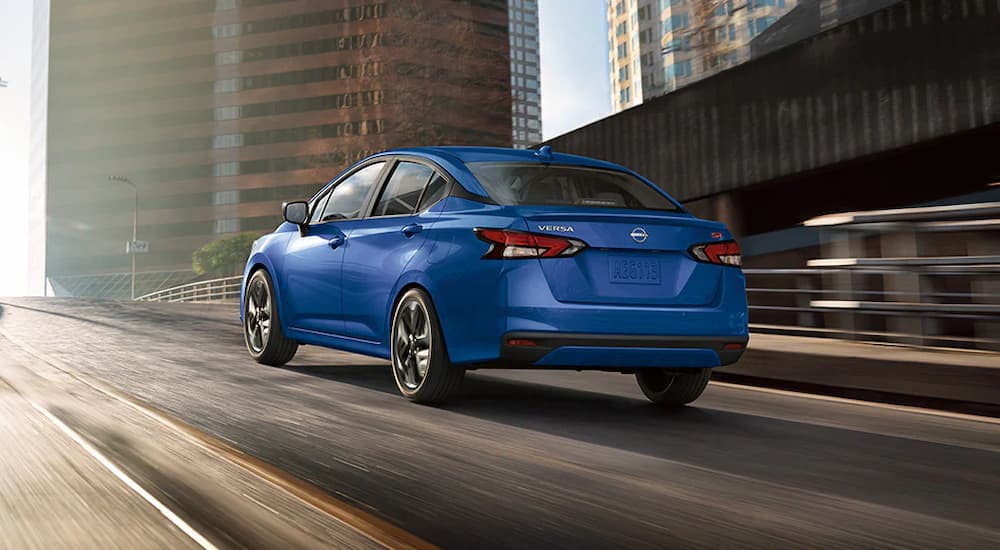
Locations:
327;235;346;249
401;223;423;237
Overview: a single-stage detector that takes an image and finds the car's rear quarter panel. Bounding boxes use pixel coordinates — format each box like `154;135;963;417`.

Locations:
412;198;522;365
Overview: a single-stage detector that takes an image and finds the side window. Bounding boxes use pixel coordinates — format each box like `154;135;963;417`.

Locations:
417;172;451;211
372;161;434;217
309;193;331;224
315;162;385;223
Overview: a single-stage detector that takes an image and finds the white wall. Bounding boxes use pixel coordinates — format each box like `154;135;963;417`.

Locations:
0;0;35;296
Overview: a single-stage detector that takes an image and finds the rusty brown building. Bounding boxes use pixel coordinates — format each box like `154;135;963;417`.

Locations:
46;0;511;296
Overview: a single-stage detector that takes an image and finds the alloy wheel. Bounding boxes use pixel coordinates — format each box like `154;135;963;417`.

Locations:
245;278;271;354
394;300;431;390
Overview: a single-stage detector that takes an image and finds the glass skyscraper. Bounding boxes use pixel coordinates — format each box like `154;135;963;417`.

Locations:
609;0;797;113
508;0;542;148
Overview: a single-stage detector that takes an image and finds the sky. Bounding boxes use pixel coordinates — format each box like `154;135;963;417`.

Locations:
539;0;612;140
0;0;611;296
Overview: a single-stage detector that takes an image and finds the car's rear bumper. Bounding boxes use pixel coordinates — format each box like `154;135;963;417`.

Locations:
463;332;746;370
435;258;749;366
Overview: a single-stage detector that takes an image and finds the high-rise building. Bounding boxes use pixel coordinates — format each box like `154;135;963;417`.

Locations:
508;0;542;148
44;0;512;297
749;0;900;59
609;0;797;113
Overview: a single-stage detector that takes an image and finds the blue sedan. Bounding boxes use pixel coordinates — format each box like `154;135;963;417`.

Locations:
241;146;748;405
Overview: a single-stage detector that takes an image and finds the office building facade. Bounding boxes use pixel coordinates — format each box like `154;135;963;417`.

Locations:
609;0;797;112
45;0;511;296
508;0;542;148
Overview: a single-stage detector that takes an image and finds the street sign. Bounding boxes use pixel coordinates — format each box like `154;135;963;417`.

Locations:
127;240;149;254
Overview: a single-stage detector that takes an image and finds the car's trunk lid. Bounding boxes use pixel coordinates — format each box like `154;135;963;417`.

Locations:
519;208;729;307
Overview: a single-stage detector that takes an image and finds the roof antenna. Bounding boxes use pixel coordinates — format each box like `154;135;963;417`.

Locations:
534;145;552;160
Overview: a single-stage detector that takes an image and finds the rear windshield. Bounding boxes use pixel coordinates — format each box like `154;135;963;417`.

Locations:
467;163;680;212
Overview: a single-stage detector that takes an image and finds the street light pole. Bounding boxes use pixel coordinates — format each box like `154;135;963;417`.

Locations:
109;175;138;300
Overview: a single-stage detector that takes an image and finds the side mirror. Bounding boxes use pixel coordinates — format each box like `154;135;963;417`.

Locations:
283;201;309;232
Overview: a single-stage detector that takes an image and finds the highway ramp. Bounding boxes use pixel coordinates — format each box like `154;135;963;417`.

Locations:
1;298;998;549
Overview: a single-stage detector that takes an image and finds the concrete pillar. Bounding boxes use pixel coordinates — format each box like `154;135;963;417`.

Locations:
819;228;863;339
879;229;926;346
968;234;1000;351
711;193;745;238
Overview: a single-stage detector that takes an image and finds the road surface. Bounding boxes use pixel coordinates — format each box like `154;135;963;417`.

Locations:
1;298;998;549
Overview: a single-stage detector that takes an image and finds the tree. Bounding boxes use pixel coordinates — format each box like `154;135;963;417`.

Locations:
192;233;260;277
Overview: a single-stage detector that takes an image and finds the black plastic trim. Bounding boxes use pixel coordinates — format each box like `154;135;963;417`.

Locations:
464;332;748;369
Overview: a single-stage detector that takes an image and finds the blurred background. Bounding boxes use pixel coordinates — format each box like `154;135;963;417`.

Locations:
1;0;997;352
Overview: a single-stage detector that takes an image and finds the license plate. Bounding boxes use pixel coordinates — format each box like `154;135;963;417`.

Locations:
609;257;660;285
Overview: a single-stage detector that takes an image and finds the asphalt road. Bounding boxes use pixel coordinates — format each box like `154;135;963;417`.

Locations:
1;298;999;549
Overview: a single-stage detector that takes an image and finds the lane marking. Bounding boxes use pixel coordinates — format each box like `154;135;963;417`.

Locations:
29;400;218;550
710;381;1000;426
1;329;435;550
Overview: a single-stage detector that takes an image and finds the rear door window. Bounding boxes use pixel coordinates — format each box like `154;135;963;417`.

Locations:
372;161;434;217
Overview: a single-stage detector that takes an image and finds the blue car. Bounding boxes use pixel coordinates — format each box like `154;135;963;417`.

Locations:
242;146;748;405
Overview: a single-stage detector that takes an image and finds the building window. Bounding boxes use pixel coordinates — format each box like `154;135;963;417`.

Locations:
213;190;240;205
215;50;242;65
212;23;242;39
748;0;785;10
214;106;240;121
212;134;244;149
213;162;240;177
214;218;241;234
215;0;237;10
214;78;241;94
666;59;692;79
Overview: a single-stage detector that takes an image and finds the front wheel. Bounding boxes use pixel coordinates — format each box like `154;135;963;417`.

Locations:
244;269;298;366
390;288;464;404
635;368;711;407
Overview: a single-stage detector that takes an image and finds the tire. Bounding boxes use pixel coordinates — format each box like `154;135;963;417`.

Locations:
390;288;464;404
244;269;298;366
635;368;711;407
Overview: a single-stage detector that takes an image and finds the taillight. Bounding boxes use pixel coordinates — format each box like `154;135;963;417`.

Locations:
689;240;742;267
474;228;587;259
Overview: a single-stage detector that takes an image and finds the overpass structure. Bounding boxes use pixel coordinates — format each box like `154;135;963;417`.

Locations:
544;0;1000;236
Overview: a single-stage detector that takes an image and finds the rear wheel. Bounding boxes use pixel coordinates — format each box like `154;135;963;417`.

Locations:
244;269;298;366
635;368;711;407
390;288;464;404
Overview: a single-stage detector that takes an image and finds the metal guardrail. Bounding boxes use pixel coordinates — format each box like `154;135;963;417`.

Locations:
749;201;999;351
135;276;242;303
803;201;1000;226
